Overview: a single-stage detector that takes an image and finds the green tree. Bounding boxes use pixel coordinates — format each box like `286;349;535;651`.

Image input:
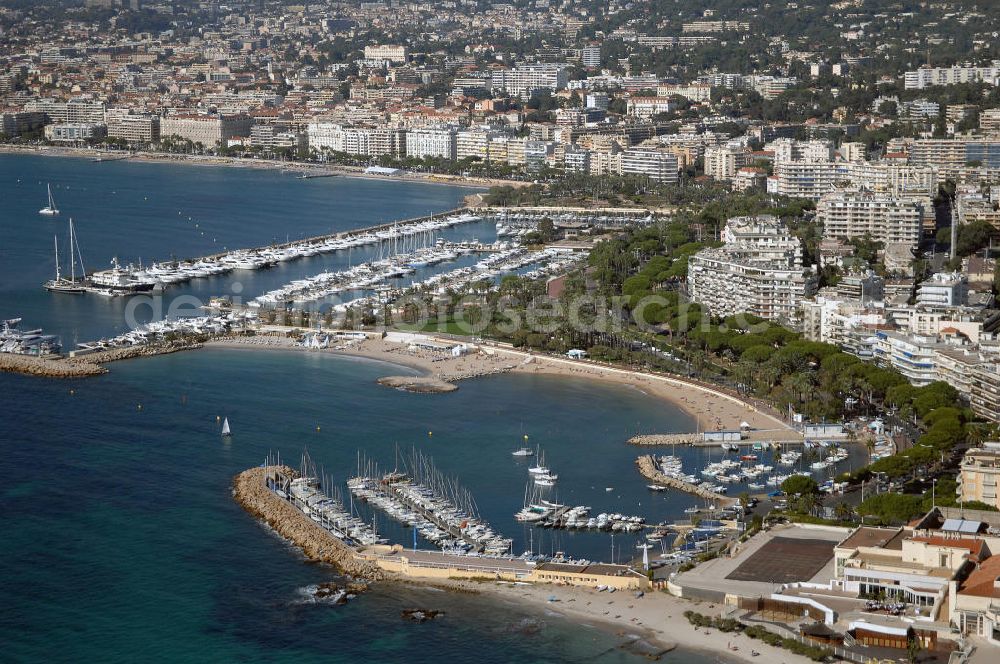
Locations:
782;475;819;496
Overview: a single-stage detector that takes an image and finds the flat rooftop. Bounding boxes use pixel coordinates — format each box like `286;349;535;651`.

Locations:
727;536;837;584
837;526;905;551
674;524;848;600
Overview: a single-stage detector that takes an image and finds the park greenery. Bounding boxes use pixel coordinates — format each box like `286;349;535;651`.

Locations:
403;184;998;526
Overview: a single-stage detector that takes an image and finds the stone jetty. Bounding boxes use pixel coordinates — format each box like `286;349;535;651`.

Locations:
635;455;732;504
628;433;703;446
232;465;383;579
72;339;202;365
0;340;204;379
0;353;108;378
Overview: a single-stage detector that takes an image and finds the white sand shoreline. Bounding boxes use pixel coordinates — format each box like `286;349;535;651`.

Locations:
204;334;795;436
402;577;813;664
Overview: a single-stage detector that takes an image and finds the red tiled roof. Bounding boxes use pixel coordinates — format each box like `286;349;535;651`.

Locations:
909;536;987;557
958;555;1000;599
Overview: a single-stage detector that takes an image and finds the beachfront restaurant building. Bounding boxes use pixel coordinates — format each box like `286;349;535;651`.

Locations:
832;525;982;615
530;562;650;591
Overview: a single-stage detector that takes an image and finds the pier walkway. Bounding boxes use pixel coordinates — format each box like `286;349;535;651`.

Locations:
360;547;533;580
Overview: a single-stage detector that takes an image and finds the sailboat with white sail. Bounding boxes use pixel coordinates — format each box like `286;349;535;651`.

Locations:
221;417;232;437
44;218;87;293
39;184;59;216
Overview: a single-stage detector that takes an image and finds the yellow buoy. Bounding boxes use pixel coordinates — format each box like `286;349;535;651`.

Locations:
216;415;221;422
524;434;529;440
428;431;433;437
316;426;321;432
137;404;142;410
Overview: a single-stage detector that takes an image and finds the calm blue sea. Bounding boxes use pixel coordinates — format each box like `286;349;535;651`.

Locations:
0;155;730;663
0;153;494;346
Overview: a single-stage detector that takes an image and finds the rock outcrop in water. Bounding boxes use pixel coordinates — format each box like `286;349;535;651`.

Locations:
376;375;459;393
232;465;384;580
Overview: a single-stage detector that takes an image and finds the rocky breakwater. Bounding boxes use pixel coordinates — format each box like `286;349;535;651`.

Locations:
627;433;702;446
636;455;732;504
0;340;204;379
0;353;108;378
232;465;384;579
75;339;203;365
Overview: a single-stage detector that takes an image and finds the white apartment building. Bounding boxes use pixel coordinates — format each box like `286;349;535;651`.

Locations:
772;160;853;199
160;114;251;146
107;114;160;143
491;64;569;98
456;129;500;161
405;127;457;160
981;109;1000;134
619;149;679;183
772;160;937;201
916;273;969;308
904;62;1000;90
958;444;1000;510
581;45;601;68
839;142;866;162
626;97;674;119
704;145;749;181
872;331;945;386
363;45;408;63
817;190;926;247
849;163;938;198
687;216;818;327
44;122;105;142
307;122;405;157
25;98;106;124
656;84;713;102
769;138;834;163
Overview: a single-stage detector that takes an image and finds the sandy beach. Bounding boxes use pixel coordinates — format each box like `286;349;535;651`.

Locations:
207;333;795;437
408;577;813;664
0;144;512;191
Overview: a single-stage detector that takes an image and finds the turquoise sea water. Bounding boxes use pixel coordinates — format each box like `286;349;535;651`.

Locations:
0;155;730;662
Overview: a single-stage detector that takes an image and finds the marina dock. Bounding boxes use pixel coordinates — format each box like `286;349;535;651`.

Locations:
53;207;484;296
234;460;650;591
348;450;512;555
636;455;733;504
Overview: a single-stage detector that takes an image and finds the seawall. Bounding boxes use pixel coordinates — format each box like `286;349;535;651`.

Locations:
0;353;108;378
0;339;205;379
231;465;383;579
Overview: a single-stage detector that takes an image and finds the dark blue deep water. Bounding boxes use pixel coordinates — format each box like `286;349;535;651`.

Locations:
0;155;729;663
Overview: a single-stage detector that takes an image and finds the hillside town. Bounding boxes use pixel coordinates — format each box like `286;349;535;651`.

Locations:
6;1;1000;661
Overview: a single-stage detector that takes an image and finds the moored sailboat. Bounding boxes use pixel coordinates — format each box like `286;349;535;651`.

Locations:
39;183;60;216
44;218;87;293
